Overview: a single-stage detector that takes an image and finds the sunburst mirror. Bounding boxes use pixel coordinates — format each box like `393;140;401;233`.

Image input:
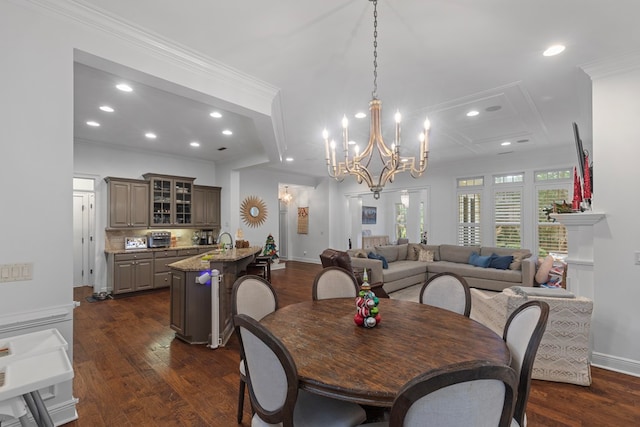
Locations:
240;195;268;228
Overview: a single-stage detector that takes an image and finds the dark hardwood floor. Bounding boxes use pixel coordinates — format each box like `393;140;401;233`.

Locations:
66;261;640;426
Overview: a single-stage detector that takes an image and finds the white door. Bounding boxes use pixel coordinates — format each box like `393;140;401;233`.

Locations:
73;192;95;287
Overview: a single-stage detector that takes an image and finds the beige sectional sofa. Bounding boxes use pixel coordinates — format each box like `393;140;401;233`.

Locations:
348;243;537;294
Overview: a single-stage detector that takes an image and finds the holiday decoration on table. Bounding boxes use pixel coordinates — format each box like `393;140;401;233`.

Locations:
354;270;381;328
262;233;279;262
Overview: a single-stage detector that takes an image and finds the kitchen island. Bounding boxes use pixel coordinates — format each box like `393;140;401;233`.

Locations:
168;246;262;345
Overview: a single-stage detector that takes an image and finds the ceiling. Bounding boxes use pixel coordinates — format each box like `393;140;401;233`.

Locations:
74;0;640;179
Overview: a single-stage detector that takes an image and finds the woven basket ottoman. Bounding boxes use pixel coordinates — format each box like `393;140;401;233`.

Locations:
470;287;593;386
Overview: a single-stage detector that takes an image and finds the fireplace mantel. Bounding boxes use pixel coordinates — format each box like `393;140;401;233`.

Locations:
549;211;605;299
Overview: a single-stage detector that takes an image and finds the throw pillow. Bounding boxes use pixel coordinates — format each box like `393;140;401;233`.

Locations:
509;251;526;270
469;251;491;268
489;253;514;270
368;251;389;269
535;255;554;284
353;249;368;258
418;249;434;262
407;243;421;261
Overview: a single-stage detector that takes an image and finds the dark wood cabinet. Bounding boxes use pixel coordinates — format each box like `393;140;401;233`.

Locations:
109;252;153;294
144;173;196;227
170;271;185;335
193;185;221;228
105;177;149;228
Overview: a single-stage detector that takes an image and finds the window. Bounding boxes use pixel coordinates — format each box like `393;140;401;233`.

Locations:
493;173;523;248
494;189;522;248
395;203;407;241
457;177;483;246
458;193;481;246
535;169;571;256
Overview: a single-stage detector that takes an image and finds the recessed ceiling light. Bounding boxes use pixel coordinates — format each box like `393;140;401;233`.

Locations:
222;130;233;136
145;132;157;139
501;141;511;146
210;111;222;118
116;83;133;92
86;121;100;127
190;141;200;147
355;112;366;119
466;110;479;117
485;105;502;112
285;157;294;162
516;139;529;143
543;44;565;57
218;147;227;151
99;105;114;112
348;140;356;145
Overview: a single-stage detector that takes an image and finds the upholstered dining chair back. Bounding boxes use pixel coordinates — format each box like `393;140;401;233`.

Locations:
231;275;279;422
503;300;549;427
232;275;279;320
382;361;517;427
234;314;367;427
419;272;472;317
313;266;360;300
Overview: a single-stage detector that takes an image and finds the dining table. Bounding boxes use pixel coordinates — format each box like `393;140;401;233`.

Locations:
260;298;510;407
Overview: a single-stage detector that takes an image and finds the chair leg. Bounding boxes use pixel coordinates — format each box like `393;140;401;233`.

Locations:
237;377;246;423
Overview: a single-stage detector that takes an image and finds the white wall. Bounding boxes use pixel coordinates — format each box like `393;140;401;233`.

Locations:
589;62;640;374
0;1;276;423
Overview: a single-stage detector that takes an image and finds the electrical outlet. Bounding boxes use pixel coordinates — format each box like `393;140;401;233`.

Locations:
303;251;307;256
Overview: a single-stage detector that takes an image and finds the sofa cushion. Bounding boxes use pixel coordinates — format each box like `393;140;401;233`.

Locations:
382;260;428;283
368;251;388;269
488;254;513;270
439;244;476;264
469;251;492;268
375;245;399;263
427;261;523;283
419;244;441;261
396;244;409;261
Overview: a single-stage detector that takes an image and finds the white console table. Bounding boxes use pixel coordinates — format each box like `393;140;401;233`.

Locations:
0;329;73;426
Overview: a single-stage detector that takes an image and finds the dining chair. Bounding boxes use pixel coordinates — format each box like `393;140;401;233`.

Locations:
359;361;517;427
312;266;360;300
232;275;279;423
418;272;472;317
503;300;550;427
233;314;367;427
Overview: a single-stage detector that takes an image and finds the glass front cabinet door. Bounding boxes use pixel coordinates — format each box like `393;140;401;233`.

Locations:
144;174;195;227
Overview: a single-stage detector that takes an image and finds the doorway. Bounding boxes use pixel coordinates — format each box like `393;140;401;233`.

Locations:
73;178;96;287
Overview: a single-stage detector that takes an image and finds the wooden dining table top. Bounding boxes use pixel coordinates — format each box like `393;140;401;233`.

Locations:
260;298;510;407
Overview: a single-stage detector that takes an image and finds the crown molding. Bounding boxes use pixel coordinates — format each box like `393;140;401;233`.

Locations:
581;50;640;80
20;0;280;114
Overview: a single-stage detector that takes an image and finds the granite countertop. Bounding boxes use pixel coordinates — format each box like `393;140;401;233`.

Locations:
104;245;218;255
168;246;262;272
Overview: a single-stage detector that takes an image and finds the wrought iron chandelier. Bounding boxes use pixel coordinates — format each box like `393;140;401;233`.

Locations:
322;0;430;199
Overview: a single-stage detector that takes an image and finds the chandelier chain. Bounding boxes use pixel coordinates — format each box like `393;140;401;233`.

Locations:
372;0;378;99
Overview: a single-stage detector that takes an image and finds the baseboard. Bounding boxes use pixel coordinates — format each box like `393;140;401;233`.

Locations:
289;256;321;264
592;352;640;378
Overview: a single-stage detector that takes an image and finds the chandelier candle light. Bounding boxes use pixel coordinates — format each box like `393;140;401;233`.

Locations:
323;0;430;199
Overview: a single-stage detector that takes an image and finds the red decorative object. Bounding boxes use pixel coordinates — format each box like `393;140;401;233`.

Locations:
354;281;380;328
583;153;592;200
572;166;583;211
